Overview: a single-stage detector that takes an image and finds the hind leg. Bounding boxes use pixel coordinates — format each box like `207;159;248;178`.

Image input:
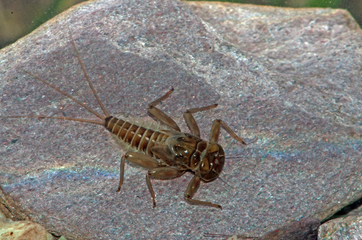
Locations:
147;88;181;131
146;167;185;207
117;152;160;192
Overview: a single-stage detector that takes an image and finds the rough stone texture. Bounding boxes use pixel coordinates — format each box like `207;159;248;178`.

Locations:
0;203;57;240
319;216;362;239
0;218;54;240
0;0;362;239
0;208;5;219
207;217;319;239
259;217;319;240
344;202;362;217
227;236;237;240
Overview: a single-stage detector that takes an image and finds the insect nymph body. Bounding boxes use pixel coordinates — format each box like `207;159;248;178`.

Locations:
3;31;247;209
106;113;229;209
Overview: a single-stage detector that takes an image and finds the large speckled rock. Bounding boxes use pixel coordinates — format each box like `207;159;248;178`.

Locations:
319;216;362;239
259;217;319;240
1;0;362;239
207;217;320;239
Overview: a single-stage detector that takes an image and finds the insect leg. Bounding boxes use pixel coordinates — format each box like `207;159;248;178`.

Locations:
146;167;185;208
148;88;181;131
209;119;247;145
117;152;159;192
183;104;218;137
184;175;222;209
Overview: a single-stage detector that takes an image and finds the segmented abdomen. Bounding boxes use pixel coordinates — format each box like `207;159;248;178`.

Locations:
105;116;169;157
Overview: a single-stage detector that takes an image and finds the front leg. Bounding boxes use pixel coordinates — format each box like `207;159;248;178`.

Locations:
209;119;247;145
183;104;218;137
184;175;222;209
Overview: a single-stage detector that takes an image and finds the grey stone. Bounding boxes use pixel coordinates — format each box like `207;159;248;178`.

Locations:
259;217;319;240
0;0;361;239
319;216;362;240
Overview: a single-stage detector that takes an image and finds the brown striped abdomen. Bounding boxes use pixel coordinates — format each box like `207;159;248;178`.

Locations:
104;116;169;157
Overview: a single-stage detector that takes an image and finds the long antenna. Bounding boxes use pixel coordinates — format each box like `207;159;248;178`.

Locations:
1;115;104;125
21;70;105;120
67;27;111;118
1;27;112;125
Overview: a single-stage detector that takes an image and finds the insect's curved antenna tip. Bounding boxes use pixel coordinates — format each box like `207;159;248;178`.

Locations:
219;176;235;189
211;169;235;189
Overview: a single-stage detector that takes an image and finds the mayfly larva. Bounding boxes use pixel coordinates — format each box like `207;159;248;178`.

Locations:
1;30;249;209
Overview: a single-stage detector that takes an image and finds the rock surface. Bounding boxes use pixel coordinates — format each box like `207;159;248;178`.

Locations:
0;0;362;239
0;207;63;240
0;218;54;240
259;217;319;240
206;217;320;239
319;216;362;239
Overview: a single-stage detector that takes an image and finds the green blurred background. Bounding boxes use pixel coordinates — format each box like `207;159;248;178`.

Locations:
0;0;361;49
